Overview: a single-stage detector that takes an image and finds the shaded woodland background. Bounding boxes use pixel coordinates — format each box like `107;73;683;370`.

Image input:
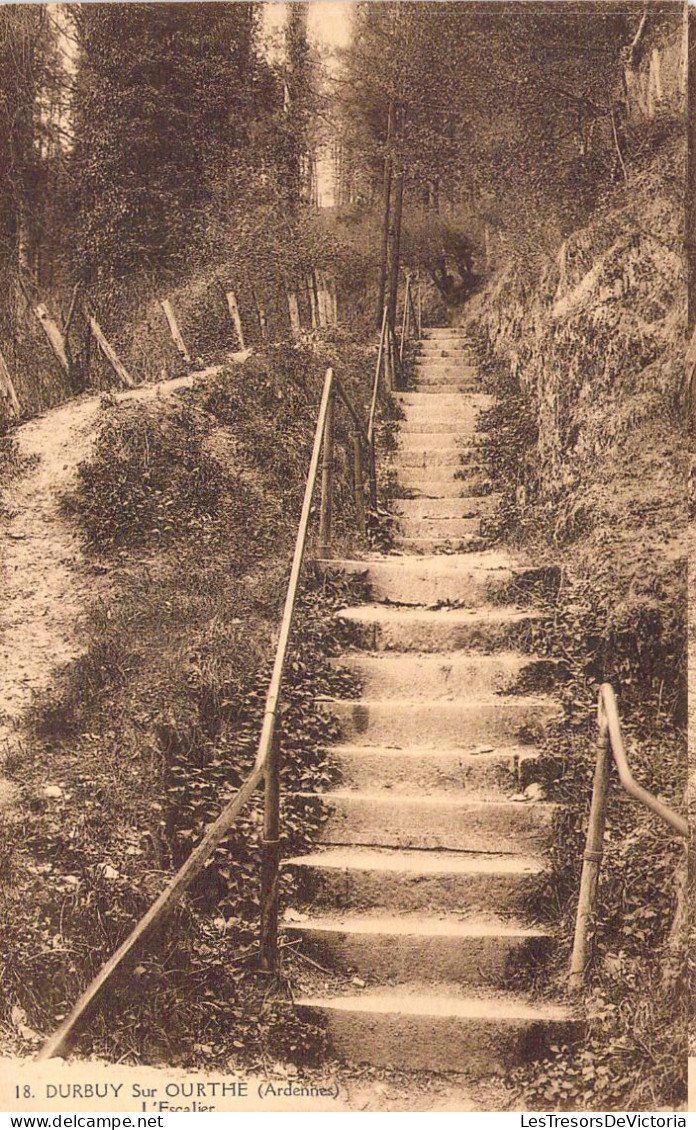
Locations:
0;1;686;422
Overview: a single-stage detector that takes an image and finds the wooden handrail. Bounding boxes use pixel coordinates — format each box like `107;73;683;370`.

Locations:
599;684;687;837
37;764;265;1060
568;683;687;992
368;306;389;446
333;373;370;450
37;282;418;1056
37;369;336;1061
399;275;411;363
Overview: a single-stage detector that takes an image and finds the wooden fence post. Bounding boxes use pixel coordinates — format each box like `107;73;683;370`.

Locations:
286;290;301;338
160;299;191;364
352;433;366;535
34;303;70;374
259;726;281;973
317;272;329;328
0;347;20;418
331;282;338;326
88;315;135;388
226;291;245;351
569;720;612;992
308;274;319;330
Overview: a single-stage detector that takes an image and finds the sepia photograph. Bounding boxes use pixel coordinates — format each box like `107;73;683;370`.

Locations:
0;0;690;1116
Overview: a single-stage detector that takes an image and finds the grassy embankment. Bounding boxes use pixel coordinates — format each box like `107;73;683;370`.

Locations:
0;328;392;1068
467;129;688;1109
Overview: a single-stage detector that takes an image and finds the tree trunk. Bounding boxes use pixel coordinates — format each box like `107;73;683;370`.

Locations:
387;164;404;342
286;290;301;338
376;100;395;327
687;6;696;337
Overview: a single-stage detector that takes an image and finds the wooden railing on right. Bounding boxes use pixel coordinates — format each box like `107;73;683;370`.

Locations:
568;683;688;992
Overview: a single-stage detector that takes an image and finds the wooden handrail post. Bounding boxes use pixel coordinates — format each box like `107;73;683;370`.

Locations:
352;433;366;535
259;724;281;973
391;324;402;391
0;346;21;418
226;291;245;351
160;299;191;364
368;444;378;514
318;385;335;557
400;276;410;363
569;715;612;992
408;284;419;342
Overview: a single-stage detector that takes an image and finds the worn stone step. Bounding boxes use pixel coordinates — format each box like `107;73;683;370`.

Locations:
399;420;482;437
285;914;553;986
416;377;481;390
336;650;538;697
412;382;480;394
419;342;470;354
392;534;487;553
422;327;469;338
309;790;556;853
396;474;491;498
320;553;513;605
295;987;579;1074
397;391;491;412
416;363;477;375
399;430;473;450
285;846;544;916
397;515;483;540
416;360;478;375
393;496;500;520
337;604;541;652
393;447;468;469
328;742;540;793
326;696;558;748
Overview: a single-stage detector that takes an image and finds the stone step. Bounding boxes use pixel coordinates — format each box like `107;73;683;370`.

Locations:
328;742;540;793
308;790;556;853
397;515;483;540
396;474;491;498
399;431;474;450
393;447;469;469
422;327;469;338
326;695;558;748
399;419;483;436
392;534;488;553
412;382;481;394
337;604;541;652
397;391;491;412
419;342;470;354
416;361;478;376
416;375;481;389
321;553;513;605
295;987;579;1074
393;496;500;520
285;846;545;916
335;650;538;696
285;913;553;986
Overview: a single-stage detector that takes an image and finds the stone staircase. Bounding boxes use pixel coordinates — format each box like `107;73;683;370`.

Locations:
285;327;579;1076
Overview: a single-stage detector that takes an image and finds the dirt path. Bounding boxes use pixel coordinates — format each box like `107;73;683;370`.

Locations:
0;374;200;811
